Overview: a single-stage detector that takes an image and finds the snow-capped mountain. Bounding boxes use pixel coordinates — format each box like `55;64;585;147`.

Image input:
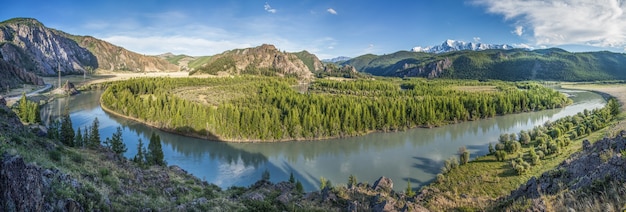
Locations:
322;56;352;63
412;39;513;54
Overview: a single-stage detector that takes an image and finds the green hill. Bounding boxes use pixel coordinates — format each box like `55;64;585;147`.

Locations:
343;48;626;81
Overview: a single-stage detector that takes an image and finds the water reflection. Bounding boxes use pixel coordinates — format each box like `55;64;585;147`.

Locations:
43;89;605;191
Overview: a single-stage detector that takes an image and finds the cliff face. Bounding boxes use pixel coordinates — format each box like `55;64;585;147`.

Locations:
71;36;178;72
0;59;44;90
0;18;97;76
190;44;315;80
0;18;178;78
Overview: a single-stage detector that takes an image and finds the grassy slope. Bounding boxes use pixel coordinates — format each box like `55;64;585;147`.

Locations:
187;56;213;70
419;83;626;211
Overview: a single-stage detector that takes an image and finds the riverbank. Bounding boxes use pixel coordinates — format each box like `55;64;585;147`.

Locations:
417;83;624;211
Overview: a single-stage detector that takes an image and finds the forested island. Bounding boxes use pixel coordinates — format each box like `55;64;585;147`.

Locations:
101;76;571;141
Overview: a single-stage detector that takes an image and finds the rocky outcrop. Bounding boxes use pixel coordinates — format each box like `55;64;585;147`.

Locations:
0;18;97;76
372;176;394;192
0;153;87;211
0;59;44;90
0;18;177;78
190;44;314;80
397;58;452;78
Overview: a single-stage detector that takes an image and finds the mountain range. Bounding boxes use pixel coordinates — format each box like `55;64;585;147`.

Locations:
341;48;626;81
411;39;513;54
0;18;178;88
2;17;626;89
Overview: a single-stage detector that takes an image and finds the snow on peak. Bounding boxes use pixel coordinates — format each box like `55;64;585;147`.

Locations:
412;40;513;54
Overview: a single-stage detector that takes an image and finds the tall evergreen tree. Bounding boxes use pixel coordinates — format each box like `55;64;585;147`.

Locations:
59;107;75;146
133;138;146;167
109;126;127;156
18;93;27;121
88;117;100;148
75;127;83;148
82;127;90;147
147;132;165;166
47;119;60;141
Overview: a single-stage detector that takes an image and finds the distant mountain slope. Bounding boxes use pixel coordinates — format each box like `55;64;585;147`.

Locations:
412;39;513;54
343;48;626;81
322;56;351;63
189;44;319;80
0;18;177;77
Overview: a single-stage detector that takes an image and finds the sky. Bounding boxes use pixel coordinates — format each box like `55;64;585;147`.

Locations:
2;0;626;59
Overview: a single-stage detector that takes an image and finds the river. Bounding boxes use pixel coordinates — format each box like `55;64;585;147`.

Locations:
42;89;606;192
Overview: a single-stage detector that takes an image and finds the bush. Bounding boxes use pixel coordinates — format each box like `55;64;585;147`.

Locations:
436;174;445;183
49;150;62;161
495;150;507;162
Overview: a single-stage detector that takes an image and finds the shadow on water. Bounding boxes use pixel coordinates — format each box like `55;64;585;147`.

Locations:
43;89;607;192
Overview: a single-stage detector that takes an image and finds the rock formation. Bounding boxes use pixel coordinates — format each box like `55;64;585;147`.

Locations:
190;44;317;80
0;18;177;78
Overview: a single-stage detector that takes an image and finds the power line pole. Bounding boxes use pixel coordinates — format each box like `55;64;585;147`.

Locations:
58;63;61;89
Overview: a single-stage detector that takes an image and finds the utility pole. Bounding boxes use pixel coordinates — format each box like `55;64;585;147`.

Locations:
58;64;61;89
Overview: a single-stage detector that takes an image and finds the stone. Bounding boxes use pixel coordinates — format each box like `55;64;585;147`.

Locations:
372;176;394;192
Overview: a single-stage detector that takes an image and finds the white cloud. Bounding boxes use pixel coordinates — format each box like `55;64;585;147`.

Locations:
102;35;252;56
327;8;338;15
473;37;481;42
513;25;523;36
473;0;626;48
264;2;277;13
513;43;533;49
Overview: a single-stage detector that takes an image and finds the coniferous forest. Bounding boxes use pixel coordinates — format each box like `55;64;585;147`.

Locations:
101;76;571;141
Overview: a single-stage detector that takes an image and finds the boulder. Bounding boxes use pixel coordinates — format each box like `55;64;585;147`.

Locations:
372;176;394;192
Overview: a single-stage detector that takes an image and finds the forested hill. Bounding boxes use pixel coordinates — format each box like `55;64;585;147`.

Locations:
342;48;626;81
0;18;178;78
189;44;321;80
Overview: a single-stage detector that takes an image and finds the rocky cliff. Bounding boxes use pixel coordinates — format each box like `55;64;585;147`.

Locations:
0;59;44;90
0;18;177;77
71;35;178;72
0;18;97;76
190;44;317;80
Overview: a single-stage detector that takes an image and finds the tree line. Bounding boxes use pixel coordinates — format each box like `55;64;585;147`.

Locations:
47;107;166;167
100;76;571;141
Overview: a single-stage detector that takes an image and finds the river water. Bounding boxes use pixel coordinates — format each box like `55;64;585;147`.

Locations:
43;89;605;191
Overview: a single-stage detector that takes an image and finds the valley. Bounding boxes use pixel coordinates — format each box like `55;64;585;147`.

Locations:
2;14;626;211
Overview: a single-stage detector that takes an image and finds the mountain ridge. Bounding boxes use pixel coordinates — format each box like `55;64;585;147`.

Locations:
412;39;513;54
0;18;178;78
189;44;322;80
342;48;626;81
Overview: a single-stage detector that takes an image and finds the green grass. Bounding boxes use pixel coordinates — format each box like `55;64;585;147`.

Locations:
188;56;213;69
423;112;623;211
163;54;191;65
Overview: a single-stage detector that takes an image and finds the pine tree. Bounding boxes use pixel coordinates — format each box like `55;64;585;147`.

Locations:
133;138;147;168
88;117;100;148
348;174;357;188
147;132;165;166
59;107;75;147
295;180;304;194
289;172;295;183
47;119;60;140
405;181;416;198
18;93;27;121
75;127;83;148
109;127;127;156
82;127;90;147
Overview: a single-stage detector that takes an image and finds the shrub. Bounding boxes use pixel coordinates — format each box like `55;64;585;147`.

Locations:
49;150;62;161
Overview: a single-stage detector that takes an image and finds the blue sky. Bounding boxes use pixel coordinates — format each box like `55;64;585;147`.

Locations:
2;0;625;59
